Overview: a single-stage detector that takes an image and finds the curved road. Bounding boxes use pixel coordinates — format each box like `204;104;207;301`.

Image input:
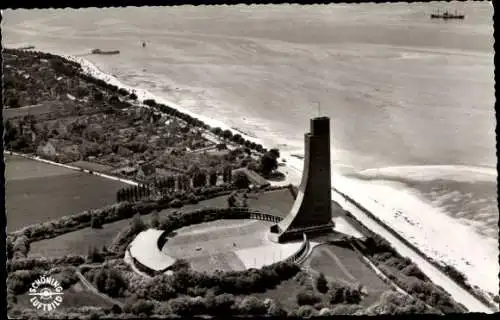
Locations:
332;188;494;313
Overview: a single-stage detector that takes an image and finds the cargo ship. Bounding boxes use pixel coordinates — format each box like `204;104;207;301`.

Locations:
91;49;120;55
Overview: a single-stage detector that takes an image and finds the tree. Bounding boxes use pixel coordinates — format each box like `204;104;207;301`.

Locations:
208;169;218;186
131;213;146;233
259;149;280;177
296;289;321;306
237;296;267;315
222;165;232;183
7;96;21;108
3;120;18;145
316;272;329;294
227;194;236;208
87;246;103;263
222;129;233;140
90;215;103;229
150;211;160;228
232;170;250;189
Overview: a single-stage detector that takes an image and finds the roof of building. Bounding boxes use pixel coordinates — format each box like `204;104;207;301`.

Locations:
129;229;176;272
233;168;270;188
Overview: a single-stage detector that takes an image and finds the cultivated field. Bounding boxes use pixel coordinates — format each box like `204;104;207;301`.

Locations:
6;155;127;232
305;244;390;306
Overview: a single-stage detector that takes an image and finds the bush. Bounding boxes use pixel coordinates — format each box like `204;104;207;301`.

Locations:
295;305;317;318
296;289;322;306
266;299;287;316
402;263;426;281
328;285;362;305
89;266;128;297
232;170;250;189
237;296;267;315
316;272;329;294
124;299;155;316
90;215;103;229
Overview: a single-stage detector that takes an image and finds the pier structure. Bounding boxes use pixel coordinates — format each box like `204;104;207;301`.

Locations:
269;116;335;243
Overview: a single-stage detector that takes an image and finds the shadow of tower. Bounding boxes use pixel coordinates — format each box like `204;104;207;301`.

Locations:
269;117;335;243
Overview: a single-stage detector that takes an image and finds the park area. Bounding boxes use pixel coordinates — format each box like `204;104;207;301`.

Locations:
5;155;127;232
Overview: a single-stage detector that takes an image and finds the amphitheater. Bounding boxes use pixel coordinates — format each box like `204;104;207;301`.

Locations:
126;209;312;276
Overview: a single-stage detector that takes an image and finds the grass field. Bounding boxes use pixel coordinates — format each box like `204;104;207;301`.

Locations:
246;189;295;218
305;244;390;306
6;155;128;232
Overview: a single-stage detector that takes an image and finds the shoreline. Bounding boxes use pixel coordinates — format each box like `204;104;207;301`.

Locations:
9;48;496;310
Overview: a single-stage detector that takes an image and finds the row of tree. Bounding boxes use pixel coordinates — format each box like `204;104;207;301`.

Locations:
117;165;236;202
116;184;153;202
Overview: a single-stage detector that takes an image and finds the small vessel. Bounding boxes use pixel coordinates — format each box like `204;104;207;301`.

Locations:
142;41;146;48
17;45;35;50
91;49;120;55
430;10;465;20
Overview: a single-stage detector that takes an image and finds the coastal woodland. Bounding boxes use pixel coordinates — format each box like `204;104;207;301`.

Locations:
4;49;482;319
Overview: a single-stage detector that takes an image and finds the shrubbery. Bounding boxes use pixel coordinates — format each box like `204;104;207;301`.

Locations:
296;289;322;306
315;272;329;294
7;255;86;273
84;266;128;297
327;282;362;305
7;270;42;294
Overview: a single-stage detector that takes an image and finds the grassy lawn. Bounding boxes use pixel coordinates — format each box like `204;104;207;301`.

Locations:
247;189;295;218
305;244;390;307
6;172;127;232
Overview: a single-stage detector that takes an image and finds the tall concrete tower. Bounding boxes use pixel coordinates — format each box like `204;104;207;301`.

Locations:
269;117;334;243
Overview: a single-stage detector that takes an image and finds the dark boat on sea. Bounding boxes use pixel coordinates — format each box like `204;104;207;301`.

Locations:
430;10;465;20
91;49;120;55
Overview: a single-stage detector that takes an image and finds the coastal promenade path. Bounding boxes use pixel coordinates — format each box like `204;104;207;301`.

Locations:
332;189;494;313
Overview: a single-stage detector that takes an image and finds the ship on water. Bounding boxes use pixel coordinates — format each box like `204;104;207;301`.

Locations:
430;9;465;20
91;48;120;55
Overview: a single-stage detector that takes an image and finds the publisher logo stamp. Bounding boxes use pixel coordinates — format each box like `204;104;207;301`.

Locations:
28;275;64;311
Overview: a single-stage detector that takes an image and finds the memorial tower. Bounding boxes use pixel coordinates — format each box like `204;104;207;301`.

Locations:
269;117;334;243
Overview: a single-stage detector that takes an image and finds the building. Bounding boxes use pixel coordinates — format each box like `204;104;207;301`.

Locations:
269;117;335;243
232;168;270;189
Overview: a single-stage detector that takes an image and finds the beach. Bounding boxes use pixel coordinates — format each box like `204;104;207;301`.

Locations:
3;2;497;298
